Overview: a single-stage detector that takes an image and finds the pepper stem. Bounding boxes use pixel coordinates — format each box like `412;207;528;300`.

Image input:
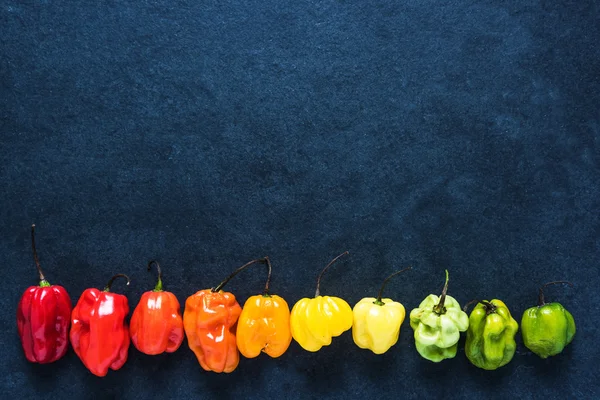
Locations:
463;299;497;315
148;260;163;291
30;224;50;286
262;256;272;296
537;281;574;306
433;269;450;315
315;251;349;297
104;274;131;292
212;257;268;293
374;267;412;306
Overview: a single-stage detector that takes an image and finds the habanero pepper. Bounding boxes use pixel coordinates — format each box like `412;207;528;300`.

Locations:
70;274;131;377
409;270;469;362
236;256;292;359
130;261;184;355
352;267;411;354
464;299;518;370
521;281;575;359
290;251;353;352
184;259;267;373
17;225;72;364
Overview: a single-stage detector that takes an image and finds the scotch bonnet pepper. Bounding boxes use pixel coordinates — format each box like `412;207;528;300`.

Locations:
290;252;353;352
236;257;292;359
17;225;72;364
352;267;411;354
184;258;268;373
521;281;575;359
130;261;184;355
409;270;469;362
464;299;518;370
70;274;131;377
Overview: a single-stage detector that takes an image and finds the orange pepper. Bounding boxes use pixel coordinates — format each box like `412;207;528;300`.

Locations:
130;261;184;355
183;289;242;373
236;257;292;358
183;258;267;373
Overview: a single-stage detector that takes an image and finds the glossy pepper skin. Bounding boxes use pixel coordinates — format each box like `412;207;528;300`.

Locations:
352;297;405;354
237;293;292;358
352;268;411;354
130;261;184;355
521;282;575;359
183;289;242;373
465;299;518;370
70;274;131;377
17;224;72;364
410;270;469;362
290;252;353;352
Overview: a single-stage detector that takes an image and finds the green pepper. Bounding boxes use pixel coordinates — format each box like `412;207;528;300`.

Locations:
409;270;469;362
521;281;575;359
464;299;518;370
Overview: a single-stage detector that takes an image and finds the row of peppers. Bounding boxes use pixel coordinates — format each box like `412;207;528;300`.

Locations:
18;226;575;376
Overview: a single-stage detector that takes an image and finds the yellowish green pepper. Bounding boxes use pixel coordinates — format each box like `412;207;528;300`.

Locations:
464;299;518;370
521;281;575;359
409;270;469;362
290;252;353;352
352;268;411;354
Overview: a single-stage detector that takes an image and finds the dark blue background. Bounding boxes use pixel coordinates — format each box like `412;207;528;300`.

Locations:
2;1;599;399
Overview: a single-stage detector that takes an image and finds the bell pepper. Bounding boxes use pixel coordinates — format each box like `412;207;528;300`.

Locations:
352;267;411;354
409;270;469;362
521;281;575;359
184;258;267;373
130;261;184;355
237;257;292;358
290;251;353;352
464;299;518;370
70;274;131;377
17;225;72;364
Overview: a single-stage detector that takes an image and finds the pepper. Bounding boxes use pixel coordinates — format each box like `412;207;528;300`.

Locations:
236;257;292;358
184;258;266;373
352;267;411;354
464;299;518;370
130;261;184;355
521;281;575;359
290;251;353;352
70;274;131;377
17;225;72;364
409;270;469;362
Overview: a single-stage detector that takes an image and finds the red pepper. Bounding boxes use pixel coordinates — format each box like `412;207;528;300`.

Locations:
130;261;184;355
16;225;72;364
70;274;131;377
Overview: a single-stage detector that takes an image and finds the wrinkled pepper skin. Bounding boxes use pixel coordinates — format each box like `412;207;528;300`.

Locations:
290;296;353;352
521;302;575;359
183;289;242;373
410;294;469;362
465;300;518;370
17;284;72;363
352;297;405;354
130;290;184;355
236;294;292;358
70;288;130;377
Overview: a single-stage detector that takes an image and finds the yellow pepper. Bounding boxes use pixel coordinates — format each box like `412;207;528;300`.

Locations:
352;268;411;354
290;252;353;352
236;257;292;358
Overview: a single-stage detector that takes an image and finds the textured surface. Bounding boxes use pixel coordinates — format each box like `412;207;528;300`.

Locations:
1;0;599;398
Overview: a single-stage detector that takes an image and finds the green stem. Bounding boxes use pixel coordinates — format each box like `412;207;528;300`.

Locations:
148;260;163;291
30;224;50;287
315;251;349;297
433;269;449;315
374;267;412;306
104;274;130;292
463;299;497;315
